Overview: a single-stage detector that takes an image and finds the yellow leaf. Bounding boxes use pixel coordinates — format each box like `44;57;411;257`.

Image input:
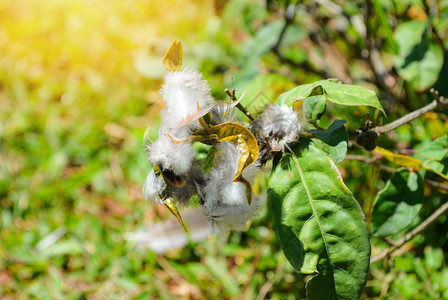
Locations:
163;39;183;71
209;122;259;204
163;198;188;232
375;146;422;169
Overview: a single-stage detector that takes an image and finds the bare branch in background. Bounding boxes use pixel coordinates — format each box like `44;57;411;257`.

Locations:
373;94;448;135
371;201;448;264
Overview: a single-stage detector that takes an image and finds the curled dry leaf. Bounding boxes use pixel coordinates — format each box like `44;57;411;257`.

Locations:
209;122;259;204
163;39;183;72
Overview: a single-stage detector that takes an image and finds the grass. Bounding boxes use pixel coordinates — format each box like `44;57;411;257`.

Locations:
0;1;305;298
1;1;447;299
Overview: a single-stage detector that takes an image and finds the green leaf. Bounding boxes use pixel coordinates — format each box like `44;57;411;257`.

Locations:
276;80;385;115
318;81;386;115
308;120;348;163
422;159;448;181
276;82;317;106
371;169;424;237
394;19;444;91
424;247;444;271
268;139;370;300
413;137;448;180
415;135;448;161
303;95;327;125
299;85;327;125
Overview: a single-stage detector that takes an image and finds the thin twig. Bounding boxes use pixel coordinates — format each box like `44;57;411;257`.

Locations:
225;86;255;122
373;96;448;135
344;155;395;173
370;201;448;264
424;178;448;192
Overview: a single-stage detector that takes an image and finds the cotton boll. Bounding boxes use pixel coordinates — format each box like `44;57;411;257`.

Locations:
142;168;166;205
146;132;195;175
160;68;214;128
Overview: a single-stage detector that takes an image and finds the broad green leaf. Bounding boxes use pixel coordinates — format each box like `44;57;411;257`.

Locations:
413;136;448;180
276;82;317;106
299;85;327;125
394;19;444;91
318;81;386;115
268;139;370;300
209;122;259;204
376;146;422;168
276;80;385;115
303;95;327;125
371;169;424;237
422;159;448;181
163;39;183;72
415;135;448;161
308;119;348;163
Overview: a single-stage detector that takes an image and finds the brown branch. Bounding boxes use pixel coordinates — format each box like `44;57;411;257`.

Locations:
344;155;395;173
424;178;448;192
373;96;448;135
225;86;255;122
371;201;448;264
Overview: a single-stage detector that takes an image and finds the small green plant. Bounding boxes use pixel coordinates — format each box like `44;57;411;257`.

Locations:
144;39;447;299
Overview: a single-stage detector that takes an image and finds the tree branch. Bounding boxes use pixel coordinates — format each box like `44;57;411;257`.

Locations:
424;178;448;192
371;201;448;264
373;95;448;135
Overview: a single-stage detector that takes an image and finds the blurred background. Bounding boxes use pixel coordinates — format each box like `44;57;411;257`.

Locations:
1;0;447;299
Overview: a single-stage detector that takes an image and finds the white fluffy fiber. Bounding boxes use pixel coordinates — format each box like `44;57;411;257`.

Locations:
203;142;263;232
253;103;302;151
160;68;214;128
142;168;166;205
210;101;237;125
146;132;196;175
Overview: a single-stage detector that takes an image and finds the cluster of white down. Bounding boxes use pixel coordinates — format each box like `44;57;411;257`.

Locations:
203;142;262;232
252;103;302;151
146;68;212;176
143;68;262;232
